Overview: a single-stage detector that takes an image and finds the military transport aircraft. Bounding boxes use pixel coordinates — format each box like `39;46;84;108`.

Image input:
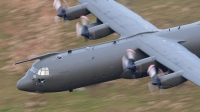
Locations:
15;0;200;93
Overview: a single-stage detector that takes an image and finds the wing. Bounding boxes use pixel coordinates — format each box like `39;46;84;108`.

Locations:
137;34;200;86
77;0;158;38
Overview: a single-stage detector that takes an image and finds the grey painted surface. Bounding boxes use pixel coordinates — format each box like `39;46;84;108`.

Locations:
16;0;200;93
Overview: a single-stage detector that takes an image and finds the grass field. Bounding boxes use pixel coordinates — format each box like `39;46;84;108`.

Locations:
1;0;200;112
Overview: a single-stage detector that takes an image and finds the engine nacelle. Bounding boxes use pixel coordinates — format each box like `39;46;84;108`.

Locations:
86;22;101;29
81;23;114;40
134;56;156;73
160;71;187;89
65;4;90;20
121;57;156;79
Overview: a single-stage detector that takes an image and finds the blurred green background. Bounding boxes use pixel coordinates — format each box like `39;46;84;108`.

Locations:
1;0;200;112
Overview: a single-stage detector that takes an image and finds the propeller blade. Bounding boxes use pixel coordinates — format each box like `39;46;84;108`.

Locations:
84;37;88;42
76;22;83;38
157;68;165;77
53;0;61;10
126;49;136;60
122;56;129;71
159;89;163;95
62;0;69;9
54;16;60;22
148;82;163;94
147;65;156;78
157;68;165;92
81;16;89;26
148;82;155;93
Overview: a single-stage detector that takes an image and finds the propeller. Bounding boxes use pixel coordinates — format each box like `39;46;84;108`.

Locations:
76;16;90;41
53;0;62;10
53;0;69;21
147;64;164;94
122;49;136;71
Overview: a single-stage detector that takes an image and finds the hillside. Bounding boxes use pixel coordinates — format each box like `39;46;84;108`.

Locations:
1;0;200;112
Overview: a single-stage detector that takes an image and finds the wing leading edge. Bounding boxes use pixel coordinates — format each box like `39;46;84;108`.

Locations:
77;0;158;38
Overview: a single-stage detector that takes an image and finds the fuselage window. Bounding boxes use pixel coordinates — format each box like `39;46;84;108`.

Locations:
38;67;49;75
57;55;62;59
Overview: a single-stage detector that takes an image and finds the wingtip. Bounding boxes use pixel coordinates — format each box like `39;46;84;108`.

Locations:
13;62;20;65
13;61;22;65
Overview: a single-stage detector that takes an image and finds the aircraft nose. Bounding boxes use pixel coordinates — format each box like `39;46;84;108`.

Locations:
17;77;34;92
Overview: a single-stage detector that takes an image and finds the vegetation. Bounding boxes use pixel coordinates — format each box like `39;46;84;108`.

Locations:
0;0;200;111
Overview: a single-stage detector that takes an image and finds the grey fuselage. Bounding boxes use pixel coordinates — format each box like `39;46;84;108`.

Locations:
16;21;200;93
16;0;200;93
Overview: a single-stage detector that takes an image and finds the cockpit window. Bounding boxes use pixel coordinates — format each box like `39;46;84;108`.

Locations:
38;67;49;75
30;66;39;74
29;66;49;75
